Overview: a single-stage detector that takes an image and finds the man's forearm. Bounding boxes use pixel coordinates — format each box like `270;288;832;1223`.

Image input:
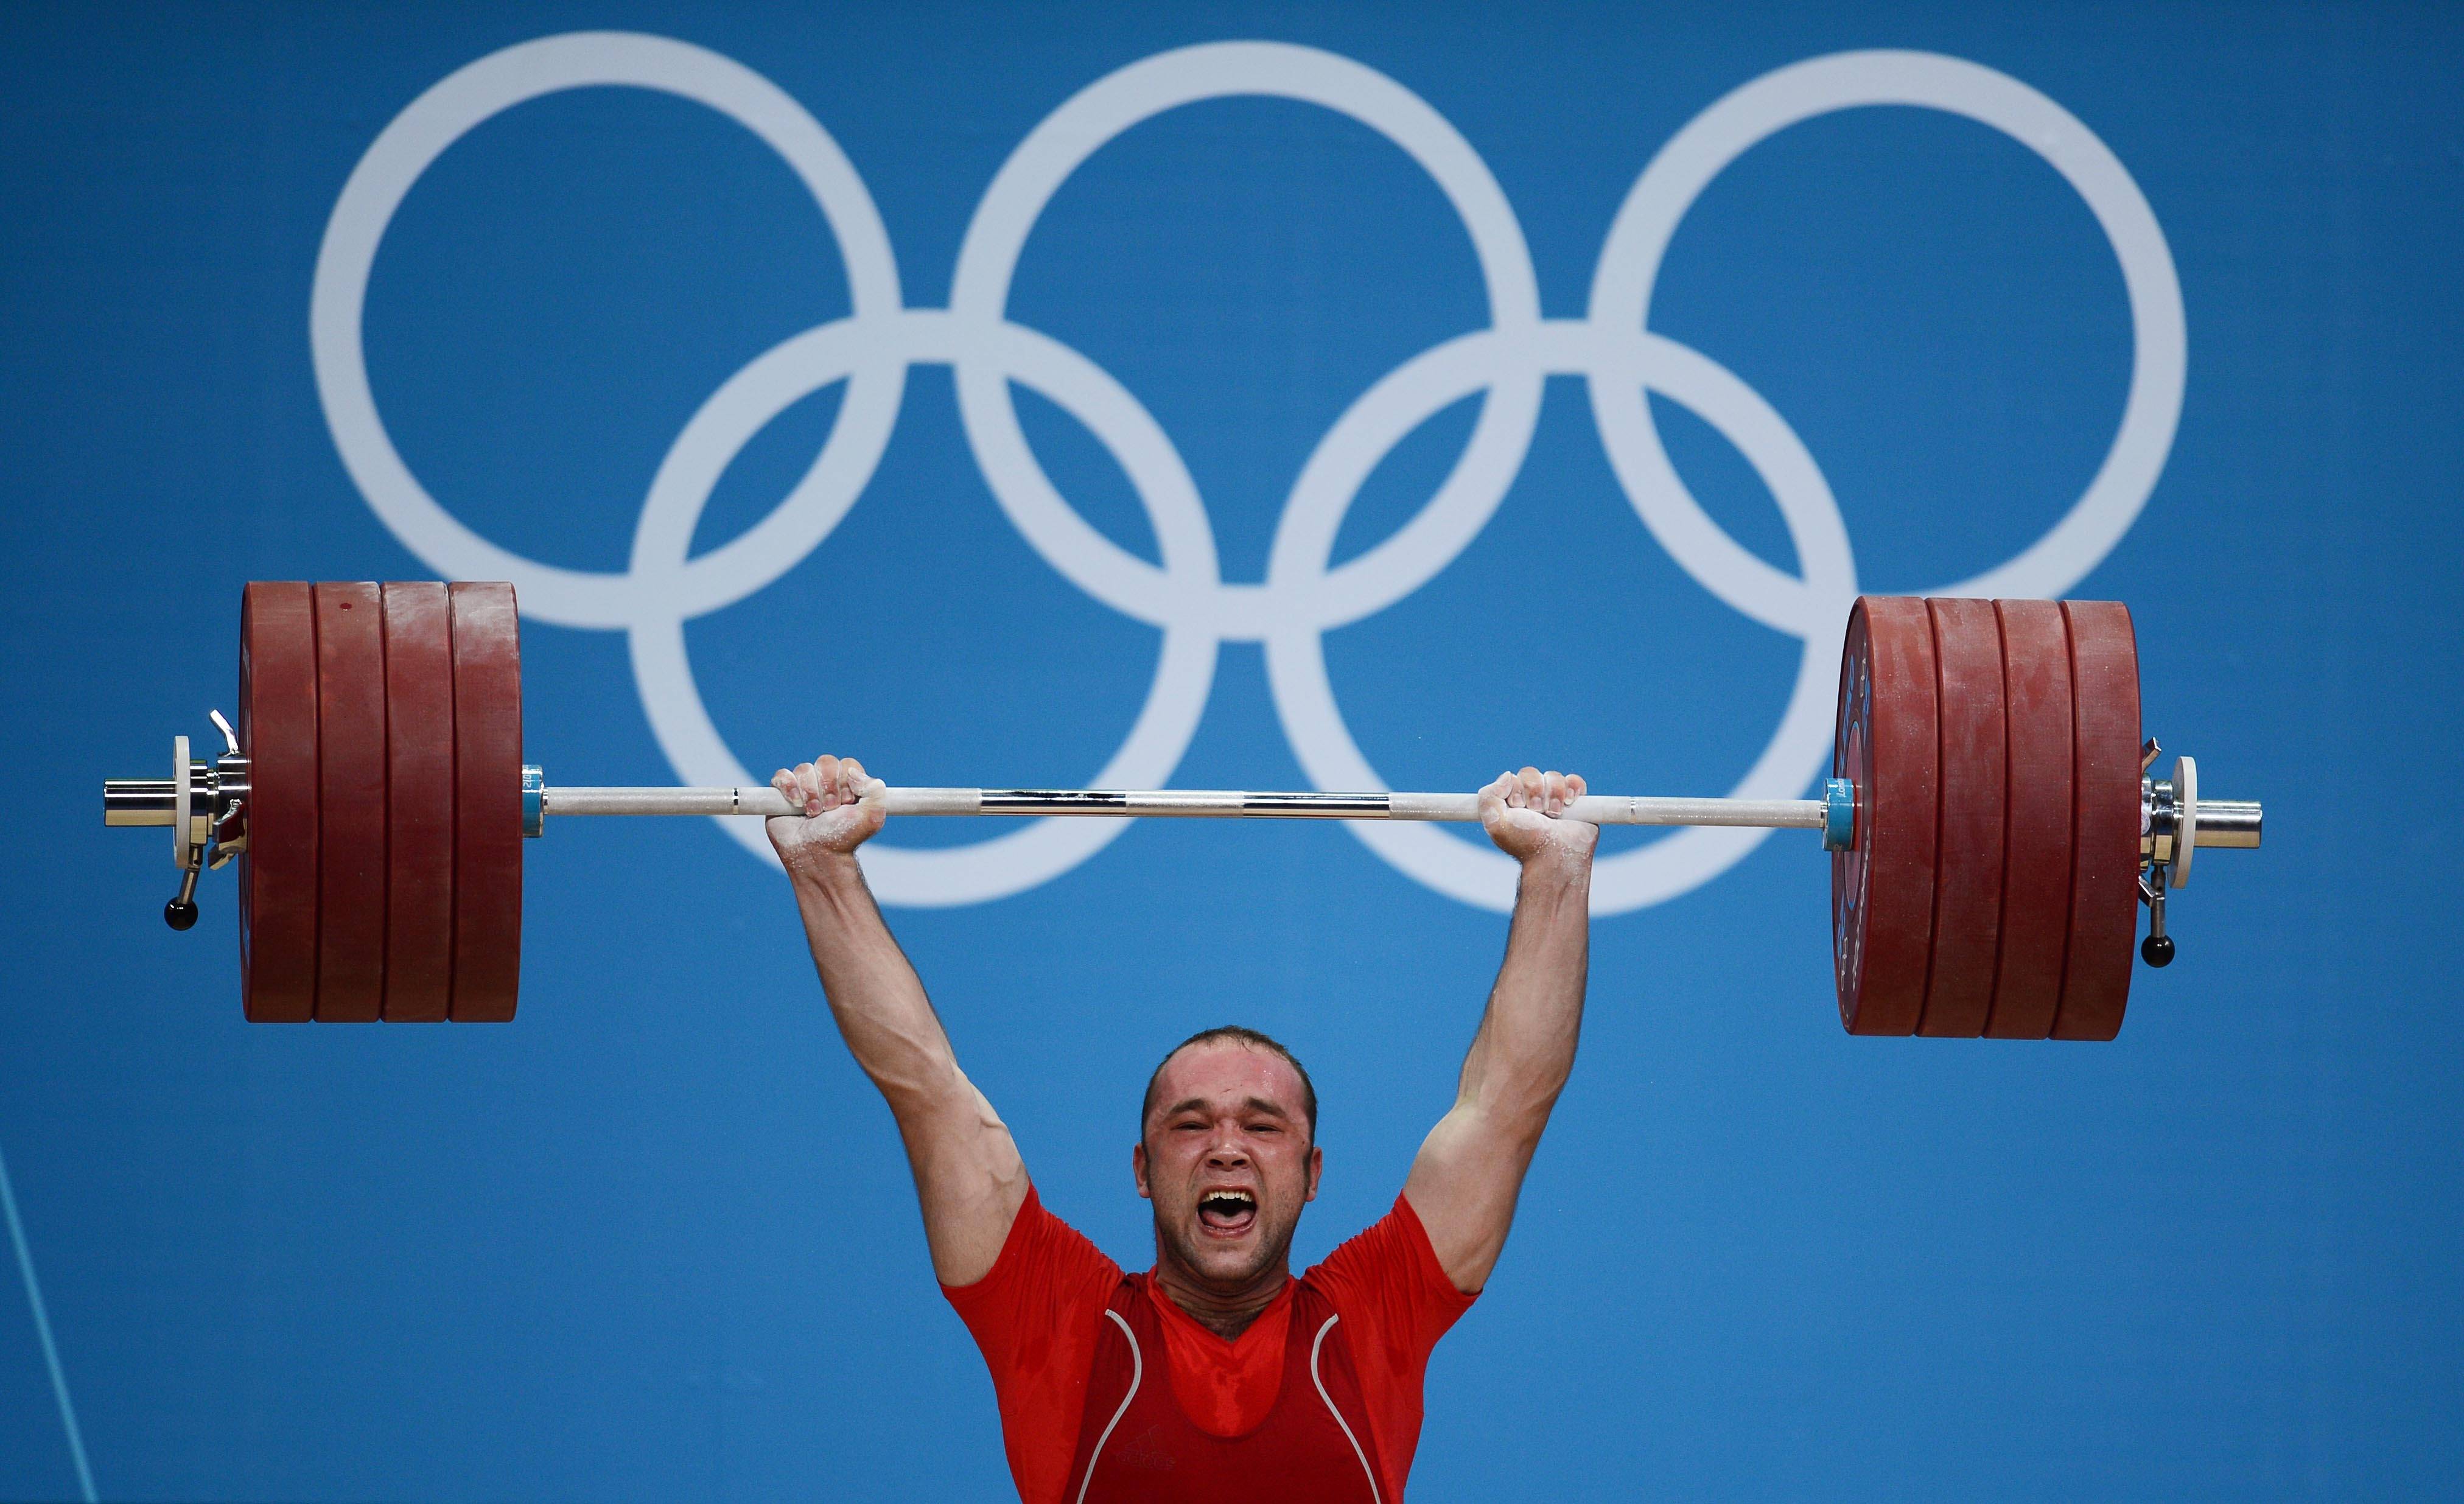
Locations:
789;852;968;1113
1456;854;1591;1130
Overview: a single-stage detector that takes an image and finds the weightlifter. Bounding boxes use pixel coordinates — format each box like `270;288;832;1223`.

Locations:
767;753;1596;1503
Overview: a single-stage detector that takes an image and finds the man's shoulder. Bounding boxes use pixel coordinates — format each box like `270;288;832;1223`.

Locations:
1012;1187;1133;1286
1300;1194;1435;1281
1299;1193;1476;1344
945;1186;1130;1315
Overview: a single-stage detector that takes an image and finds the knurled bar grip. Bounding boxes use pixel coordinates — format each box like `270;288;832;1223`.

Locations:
539;786;1834;828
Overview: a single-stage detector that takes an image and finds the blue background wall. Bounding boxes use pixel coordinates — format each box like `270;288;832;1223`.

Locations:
4;2;2458;1499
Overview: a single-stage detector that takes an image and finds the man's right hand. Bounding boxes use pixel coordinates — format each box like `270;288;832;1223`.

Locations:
768;754;887;875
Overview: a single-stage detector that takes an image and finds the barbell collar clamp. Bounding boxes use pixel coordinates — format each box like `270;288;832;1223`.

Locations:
1822;777;1855;852
107;721;253;932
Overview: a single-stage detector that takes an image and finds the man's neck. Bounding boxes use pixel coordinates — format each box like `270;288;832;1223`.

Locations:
1151;1254;1290;1340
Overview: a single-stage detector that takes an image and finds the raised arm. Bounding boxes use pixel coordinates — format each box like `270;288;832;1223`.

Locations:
768;754;1027;1285
1402;766;1596;1293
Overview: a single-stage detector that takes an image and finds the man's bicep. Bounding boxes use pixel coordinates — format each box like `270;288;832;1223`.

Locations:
1400;1101;1537;1293
895;1074;1032;1285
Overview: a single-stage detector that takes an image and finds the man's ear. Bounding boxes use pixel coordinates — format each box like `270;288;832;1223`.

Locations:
1133;1141;1151;1200
1304;1143;1323;1203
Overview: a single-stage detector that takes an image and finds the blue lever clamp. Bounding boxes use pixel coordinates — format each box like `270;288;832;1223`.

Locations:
1822;777;1855;852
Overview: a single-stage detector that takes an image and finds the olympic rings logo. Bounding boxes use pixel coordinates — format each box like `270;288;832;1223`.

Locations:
310;33;2183;914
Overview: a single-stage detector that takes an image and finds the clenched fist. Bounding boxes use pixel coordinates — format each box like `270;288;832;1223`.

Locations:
767;754;886;875
1479;766;1597;870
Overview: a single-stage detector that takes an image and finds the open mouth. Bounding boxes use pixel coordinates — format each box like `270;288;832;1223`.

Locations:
1195;1188;1258;1239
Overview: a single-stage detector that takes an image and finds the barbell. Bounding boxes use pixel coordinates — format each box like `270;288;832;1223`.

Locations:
102;582;2261;1037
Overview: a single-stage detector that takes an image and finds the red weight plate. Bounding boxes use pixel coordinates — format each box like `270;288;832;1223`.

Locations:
1830;596;1939;1036
239;583;318;1023
1917;598;2008;1038
382;583;455;1022
313;584;387;1022
2053;601;2141;1041
448;582;522;1022
1984;601;2073;1039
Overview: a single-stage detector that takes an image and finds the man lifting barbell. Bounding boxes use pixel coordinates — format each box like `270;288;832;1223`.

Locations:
93;581;2270;1497
765;752;1597;1504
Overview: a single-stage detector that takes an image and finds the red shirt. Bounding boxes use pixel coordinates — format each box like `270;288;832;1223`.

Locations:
943;1188;1475;1502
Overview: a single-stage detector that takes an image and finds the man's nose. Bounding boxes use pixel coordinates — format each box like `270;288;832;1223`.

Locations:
1204;1135;1250;1167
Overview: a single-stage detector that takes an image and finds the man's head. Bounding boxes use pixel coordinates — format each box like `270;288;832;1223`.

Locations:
1135;1026;1323;1290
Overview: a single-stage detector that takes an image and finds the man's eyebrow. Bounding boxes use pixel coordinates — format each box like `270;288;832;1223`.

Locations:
1157;1096;1294;1120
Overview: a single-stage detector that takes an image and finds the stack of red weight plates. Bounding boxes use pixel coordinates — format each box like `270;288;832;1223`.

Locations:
236;581;523;1022
1830;595;2141;1040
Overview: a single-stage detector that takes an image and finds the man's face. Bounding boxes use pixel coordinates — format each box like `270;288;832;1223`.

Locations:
1135;1041;1323;1290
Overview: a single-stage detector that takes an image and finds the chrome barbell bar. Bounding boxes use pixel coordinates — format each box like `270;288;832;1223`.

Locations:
541;782;1841;830
103;729;2262;957
109;757;2263;853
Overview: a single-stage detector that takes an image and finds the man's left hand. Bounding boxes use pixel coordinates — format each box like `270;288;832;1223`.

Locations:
1479;766;1598;870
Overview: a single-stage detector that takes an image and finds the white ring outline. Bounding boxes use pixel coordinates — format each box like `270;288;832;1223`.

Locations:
623;309;1223;900
1587;48;2185;627
311;32;908;631
947;41;1547;641
1264;322;1853;912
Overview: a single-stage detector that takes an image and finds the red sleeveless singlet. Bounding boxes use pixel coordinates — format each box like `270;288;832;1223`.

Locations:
1065;1275;1381;1503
